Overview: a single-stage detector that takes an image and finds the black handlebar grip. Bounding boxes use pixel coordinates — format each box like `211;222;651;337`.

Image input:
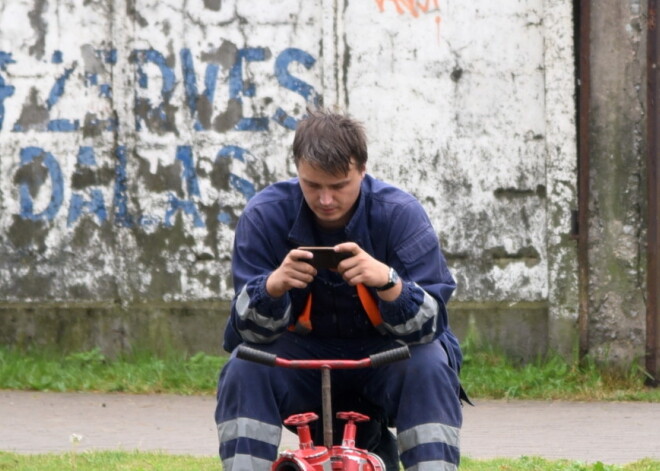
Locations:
236;345;277;367
369;345;411;368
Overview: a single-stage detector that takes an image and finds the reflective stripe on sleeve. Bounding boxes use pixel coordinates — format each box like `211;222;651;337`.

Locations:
238;329;284;344
407;330;436;345
235;286;291;332
397;422;460;453
217;417;282;447
382;286;438;336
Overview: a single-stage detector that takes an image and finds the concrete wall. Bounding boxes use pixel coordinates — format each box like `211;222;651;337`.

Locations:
0;0;578;358
587;0;648;366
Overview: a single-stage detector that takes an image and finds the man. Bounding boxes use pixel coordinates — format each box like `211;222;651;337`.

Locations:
216;108;464;470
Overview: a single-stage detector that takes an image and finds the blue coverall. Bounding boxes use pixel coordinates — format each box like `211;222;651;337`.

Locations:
216;175;464;470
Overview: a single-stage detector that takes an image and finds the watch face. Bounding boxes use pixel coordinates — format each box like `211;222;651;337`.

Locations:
377;267;399;291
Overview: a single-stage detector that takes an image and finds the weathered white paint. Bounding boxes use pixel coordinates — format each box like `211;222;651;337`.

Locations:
0;0;577;343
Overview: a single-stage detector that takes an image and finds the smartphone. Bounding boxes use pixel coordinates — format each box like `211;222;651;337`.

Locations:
298;246;351;270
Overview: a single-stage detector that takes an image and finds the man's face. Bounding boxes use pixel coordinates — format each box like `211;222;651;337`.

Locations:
297;159;365;230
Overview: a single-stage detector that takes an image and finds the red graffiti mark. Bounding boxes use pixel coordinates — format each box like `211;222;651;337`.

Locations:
375;0;442;43
374;0;440;18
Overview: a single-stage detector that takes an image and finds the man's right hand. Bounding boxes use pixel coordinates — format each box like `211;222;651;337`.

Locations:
265;249;317;298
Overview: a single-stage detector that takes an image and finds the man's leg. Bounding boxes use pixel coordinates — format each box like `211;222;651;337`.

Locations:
215;334;326;471
364;339;463;471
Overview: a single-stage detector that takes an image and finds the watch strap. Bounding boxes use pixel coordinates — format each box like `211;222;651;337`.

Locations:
375;267;398;291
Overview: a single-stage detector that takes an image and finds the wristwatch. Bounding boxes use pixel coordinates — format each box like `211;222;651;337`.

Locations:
376;267;400;291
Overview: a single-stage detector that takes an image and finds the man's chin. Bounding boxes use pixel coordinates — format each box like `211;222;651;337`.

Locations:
314;213;345;230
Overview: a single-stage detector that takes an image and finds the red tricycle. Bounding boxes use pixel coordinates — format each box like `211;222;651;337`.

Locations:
236;344;411;471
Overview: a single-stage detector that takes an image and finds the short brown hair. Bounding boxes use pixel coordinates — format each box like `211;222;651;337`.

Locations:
292;108;368;175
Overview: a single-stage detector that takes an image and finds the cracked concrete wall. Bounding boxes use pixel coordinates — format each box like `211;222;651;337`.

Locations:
588;0;647;366
0;0;578;357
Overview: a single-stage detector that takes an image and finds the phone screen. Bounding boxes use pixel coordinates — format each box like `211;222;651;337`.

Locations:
299;247;350;269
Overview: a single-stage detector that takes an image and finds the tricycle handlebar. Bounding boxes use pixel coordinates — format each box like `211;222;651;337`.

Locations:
236;344;411;370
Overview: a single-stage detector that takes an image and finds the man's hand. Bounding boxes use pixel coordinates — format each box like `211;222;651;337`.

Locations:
334;242;402;301
266;249;317;298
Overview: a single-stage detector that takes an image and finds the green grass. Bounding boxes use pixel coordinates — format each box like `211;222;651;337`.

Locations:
460;457;660;471
0;343;659;401
0;452;658;471
0;450;220;470
460;347;660;401
0;347;224;395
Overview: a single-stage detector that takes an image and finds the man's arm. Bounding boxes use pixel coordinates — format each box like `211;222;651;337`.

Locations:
337;200;455;344
224;212;316;351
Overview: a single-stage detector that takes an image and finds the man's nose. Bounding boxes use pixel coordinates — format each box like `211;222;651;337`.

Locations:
319;189;333;205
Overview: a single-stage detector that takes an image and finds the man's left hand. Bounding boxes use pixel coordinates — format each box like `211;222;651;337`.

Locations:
333;242;402;300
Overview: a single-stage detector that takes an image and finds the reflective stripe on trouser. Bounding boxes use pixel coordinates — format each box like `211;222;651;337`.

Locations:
404;461;458;471
217;416;282;471
215;333;463;470
398;422;460;471
222;454;274;471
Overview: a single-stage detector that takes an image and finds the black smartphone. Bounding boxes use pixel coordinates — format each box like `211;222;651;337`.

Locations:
298;246;351;270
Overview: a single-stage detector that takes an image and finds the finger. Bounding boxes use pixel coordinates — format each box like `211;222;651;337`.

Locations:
279;268;315;290
283;262;316;280
340;266;363;286
287;277;313;289
333;242;359;255
289;248;314;263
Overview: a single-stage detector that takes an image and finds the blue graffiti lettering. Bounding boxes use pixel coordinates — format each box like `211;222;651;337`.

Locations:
113;145;134;227
218;211;232;224
18;147;64;221
1;47;319;134
43;56;80;132
86;73;98;86
229;48;269;131
47;67;75;109
177;145;201;197
0;51;15;70
164;146;204;227
102;49;117;65
67;147;107;226
273;48;319;130
99;84;112;98
132;49;177;132
180;48;220;131
0;51;16;130
12;142;261;229
216;145;256;200
0;77;15;131
68;190;107;227
47;119;80;132
164;195;205;228
218;144;248;162
134;49;176;97
85;49;115;99
77;146;97;165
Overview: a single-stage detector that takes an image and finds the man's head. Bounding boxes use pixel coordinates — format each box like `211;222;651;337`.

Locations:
293;108;368;175
293;108;368;230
